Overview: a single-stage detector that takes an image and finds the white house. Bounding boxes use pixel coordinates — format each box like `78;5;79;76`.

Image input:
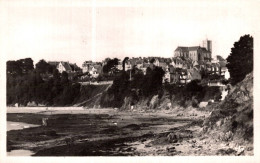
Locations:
225;69;230;80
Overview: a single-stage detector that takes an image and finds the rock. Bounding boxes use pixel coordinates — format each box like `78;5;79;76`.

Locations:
166;103;172;110
224;131;233;141
150;95;159;109
192;140;196;143
247;147;253;151
216;148;237;155
145;144;151;148
166;147;176;152
167;132;181;143
216;119;223;127
236;146;245;156
199;101;208;108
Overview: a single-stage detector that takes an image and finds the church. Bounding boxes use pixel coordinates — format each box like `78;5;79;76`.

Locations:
174;39;212;62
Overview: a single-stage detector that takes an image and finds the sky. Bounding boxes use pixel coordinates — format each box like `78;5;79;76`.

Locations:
1;0;259;67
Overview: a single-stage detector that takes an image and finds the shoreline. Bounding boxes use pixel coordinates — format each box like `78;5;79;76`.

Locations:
6;107;253;156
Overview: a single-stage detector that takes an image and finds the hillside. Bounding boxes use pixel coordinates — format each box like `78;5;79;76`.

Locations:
73;84;111;107
203;72;253;155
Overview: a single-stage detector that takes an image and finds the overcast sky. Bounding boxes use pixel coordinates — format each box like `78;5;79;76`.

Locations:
1;0;259;67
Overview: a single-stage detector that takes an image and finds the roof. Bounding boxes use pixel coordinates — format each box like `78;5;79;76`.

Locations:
48;61;60;66
169;66;175;73
217;55;225;61
143;63;150;68
61;62;72;71
219;61;227;67
69;63;80;71
175;46;189;52
159;62;167;68
175;46;211;53
188;46;200;51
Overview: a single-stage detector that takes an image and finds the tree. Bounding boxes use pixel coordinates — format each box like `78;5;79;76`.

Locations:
36;59;49;74
18;58;34;73
102;58;119;74
61;71;69;85
226;35;253;85
7;61;22;75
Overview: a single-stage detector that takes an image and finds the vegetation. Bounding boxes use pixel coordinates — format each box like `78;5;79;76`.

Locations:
6;58;81;106
226;35;253;85
100;64;165;108
102;58;119;74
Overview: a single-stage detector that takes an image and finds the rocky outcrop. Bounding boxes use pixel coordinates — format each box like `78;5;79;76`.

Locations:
204;72;253;142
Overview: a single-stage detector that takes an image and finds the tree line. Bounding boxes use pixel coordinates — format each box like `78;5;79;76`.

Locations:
7;59;81;106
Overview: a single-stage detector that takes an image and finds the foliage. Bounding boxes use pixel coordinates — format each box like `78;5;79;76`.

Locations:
6;58;81;106
7;58;34;76
102;58;119;74
35;59;56;74
226;35;253;85
101;63;165;108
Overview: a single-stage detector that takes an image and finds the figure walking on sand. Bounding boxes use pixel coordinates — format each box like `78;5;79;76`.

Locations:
42;118;48;126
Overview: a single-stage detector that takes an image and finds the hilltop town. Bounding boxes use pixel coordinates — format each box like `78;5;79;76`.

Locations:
6;33;254;156
31;39;230;87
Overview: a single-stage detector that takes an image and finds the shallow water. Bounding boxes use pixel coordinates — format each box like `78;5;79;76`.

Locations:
7;121;40;131
7;149;35;156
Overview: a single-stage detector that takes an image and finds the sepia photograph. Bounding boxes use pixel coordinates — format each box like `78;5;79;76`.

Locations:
0;0;259;162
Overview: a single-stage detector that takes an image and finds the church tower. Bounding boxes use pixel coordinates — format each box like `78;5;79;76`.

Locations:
202;39;212;53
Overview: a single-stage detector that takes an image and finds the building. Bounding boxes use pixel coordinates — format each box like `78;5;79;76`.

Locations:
57;62;73;73
174;39;212;62
48;61;79;74
202;39;212;53
187;68;202;82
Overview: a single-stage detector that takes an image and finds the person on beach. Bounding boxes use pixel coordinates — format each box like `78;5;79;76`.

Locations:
42;118;48;126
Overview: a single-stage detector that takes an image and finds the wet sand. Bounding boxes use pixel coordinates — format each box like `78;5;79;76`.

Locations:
6;107;252;156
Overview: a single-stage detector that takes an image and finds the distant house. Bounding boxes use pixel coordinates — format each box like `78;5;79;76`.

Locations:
82;61;93;73
48;61;79;74
224;69;230;80
141;63;150;75
48;61;60;67
57;62;73;73
125;61;132;71
89;64;102;78
187;68;202;82
116;61;123;70
163;67;171;83
179;70;188;84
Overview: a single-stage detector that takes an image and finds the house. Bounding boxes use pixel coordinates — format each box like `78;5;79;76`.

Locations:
141;63;150;75
82;61;93;73
187;68;202;82
125;60;132;71
116;61;123;70
49;61;78;74
224;69;230;80
179;70;188;84
163;68;171;83
69;63;81;72
57;62;73;73
89;64;102;78
48;61;60;67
